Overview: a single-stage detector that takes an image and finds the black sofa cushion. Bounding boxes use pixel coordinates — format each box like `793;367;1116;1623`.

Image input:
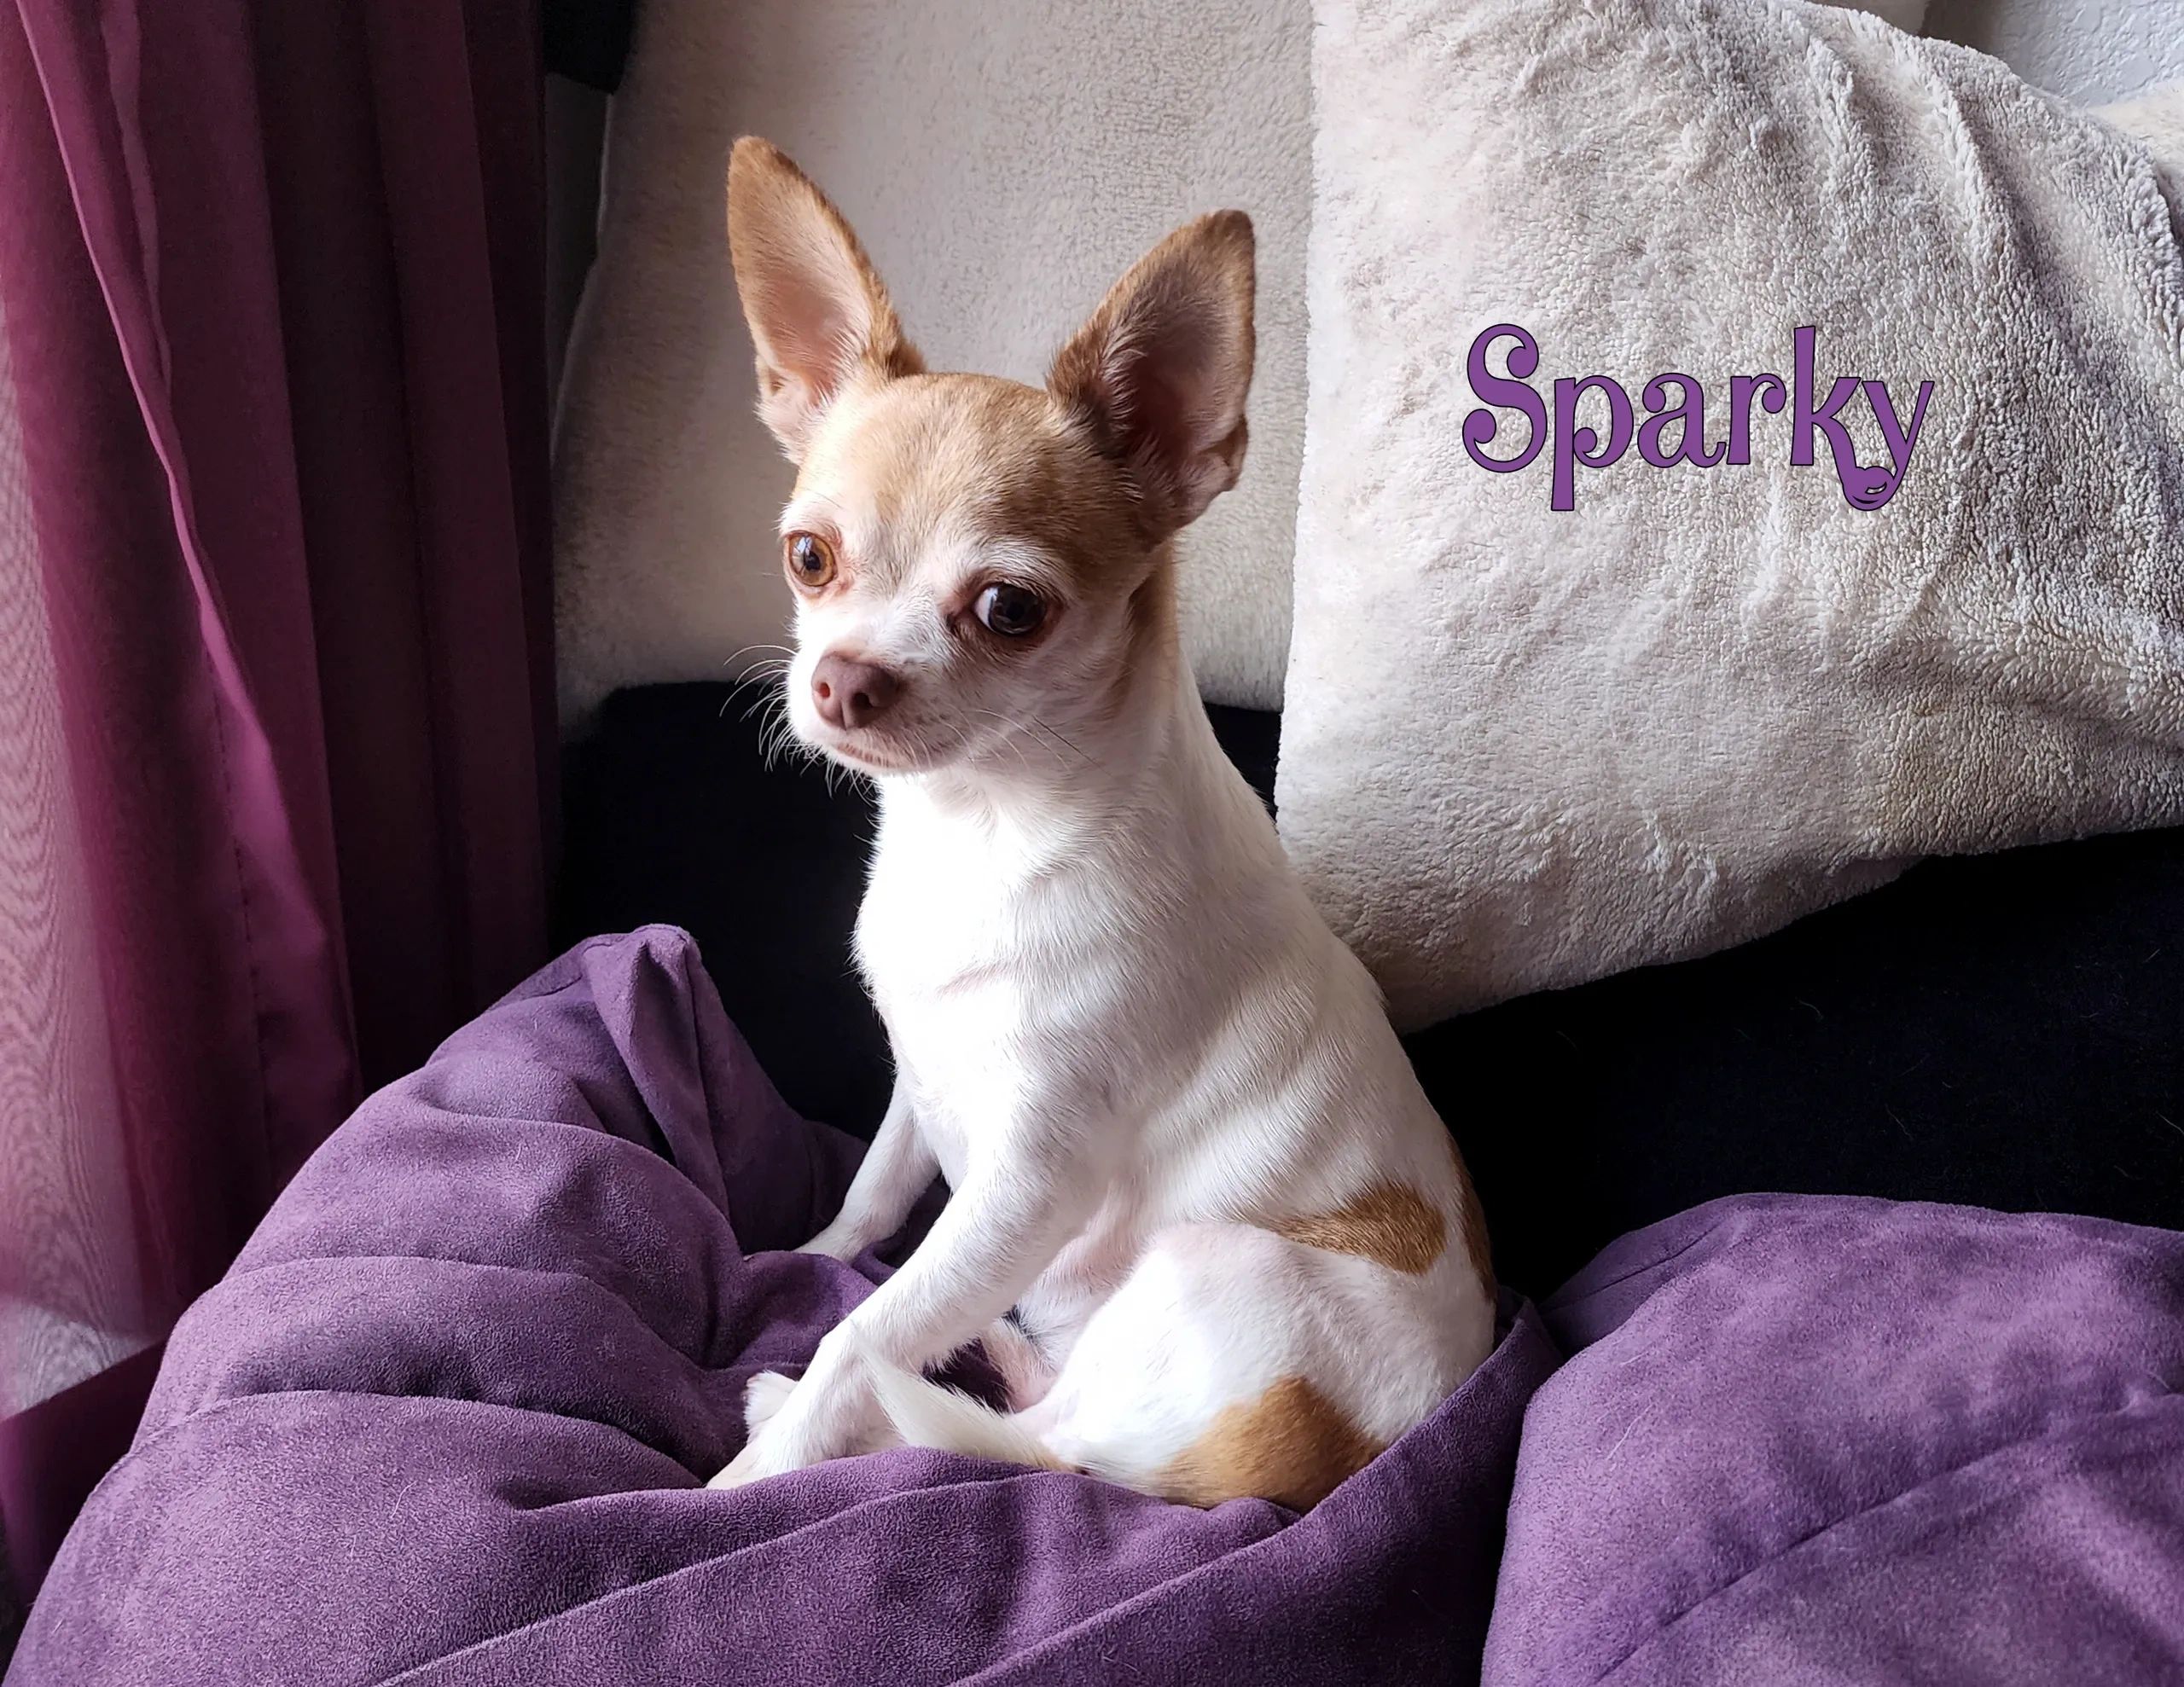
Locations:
558;684;2184;1292
544;0;634;91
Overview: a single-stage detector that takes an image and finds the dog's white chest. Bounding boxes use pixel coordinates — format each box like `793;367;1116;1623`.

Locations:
857;814;1021;1007
854;809;1062;1175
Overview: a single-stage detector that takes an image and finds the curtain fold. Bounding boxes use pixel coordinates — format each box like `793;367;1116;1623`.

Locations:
0;0;551;1614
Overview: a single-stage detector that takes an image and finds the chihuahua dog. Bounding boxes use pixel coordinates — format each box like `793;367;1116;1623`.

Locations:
708;140;1495;1508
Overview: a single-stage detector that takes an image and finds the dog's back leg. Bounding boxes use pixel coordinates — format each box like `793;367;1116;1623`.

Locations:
979;1315;1057;1410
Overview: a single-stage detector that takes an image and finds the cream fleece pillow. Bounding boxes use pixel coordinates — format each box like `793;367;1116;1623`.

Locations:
1279;0;2184;1029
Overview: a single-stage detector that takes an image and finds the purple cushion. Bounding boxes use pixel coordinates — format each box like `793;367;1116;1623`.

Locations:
12;930;1550;1685
1487;1194;2184;1685
20;931;2181;1684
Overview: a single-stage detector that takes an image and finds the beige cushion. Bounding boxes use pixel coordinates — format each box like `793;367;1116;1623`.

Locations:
1279;0;2184;1029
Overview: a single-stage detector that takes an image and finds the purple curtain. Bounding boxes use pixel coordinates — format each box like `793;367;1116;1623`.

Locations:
0;0;552;1612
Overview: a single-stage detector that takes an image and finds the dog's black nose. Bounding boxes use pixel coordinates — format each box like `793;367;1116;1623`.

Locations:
811;652;902;729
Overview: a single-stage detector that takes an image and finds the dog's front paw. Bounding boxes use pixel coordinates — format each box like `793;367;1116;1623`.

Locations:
706;1419;812;1492
743;1369;798;1433
707;1375;804;1491
793;1224;862;1261
705;1440;770;1492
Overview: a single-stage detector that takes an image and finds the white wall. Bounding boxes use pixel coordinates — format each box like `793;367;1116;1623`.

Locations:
1926;0;2184;106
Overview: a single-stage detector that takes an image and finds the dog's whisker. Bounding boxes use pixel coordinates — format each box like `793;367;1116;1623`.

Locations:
735;668;792;724
722;641;796;671
965;707;1094;770
1028;717;1093;764
721;659;792;721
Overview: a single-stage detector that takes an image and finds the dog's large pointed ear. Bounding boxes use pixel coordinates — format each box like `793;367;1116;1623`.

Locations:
1048;212;1255;538
727;138;923;459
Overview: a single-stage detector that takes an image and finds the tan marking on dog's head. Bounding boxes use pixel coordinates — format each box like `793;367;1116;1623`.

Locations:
724;138;1253;781
1159;1375;1380;1510
790;374;1147;603
1273;1180;1447;1276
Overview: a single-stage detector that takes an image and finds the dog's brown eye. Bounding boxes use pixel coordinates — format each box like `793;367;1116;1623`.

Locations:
785;531;837;588
975;583;1046;638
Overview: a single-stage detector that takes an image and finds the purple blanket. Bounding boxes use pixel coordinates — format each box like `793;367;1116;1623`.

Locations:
13;929;2183;1684
1493;1195;2184;1684
10;930;1548;1684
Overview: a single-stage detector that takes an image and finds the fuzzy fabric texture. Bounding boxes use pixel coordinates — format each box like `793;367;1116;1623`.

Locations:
551;0;1311;724
1279;0;2184;1029
2102;82;2184;184
1823;0;1924;33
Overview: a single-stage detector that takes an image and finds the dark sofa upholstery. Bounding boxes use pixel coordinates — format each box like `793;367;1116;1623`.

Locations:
558;683;2184;1293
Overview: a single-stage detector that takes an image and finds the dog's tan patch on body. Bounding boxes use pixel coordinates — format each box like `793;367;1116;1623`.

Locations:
1274;1179;1446;1274
1159;1376;1380;1510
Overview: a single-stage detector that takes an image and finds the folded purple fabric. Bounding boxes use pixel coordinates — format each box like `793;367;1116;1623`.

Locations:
19;930;2179;1685
1485;1193;2184;1685
9;929;1549;1686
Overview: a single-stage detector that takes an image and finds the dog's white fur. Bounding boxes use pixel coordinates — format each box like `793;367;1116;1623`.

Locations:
708;140;1493;1506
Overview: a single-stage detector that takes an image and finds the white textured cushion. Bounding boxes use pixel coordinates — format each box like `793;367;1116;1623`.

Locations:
552;0;1310;723
1279;0;2184;1029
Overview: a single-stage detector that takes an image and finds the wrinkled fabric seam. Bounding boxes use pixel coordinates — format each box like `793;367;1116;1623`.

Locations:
1540;1211;1733;1314
201;1249;730;1373
102;1388;1290;1687
366;1466;1105;1687
118;1384;697;1484
1587;1385;2184;1686
953;1512;1303;1686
